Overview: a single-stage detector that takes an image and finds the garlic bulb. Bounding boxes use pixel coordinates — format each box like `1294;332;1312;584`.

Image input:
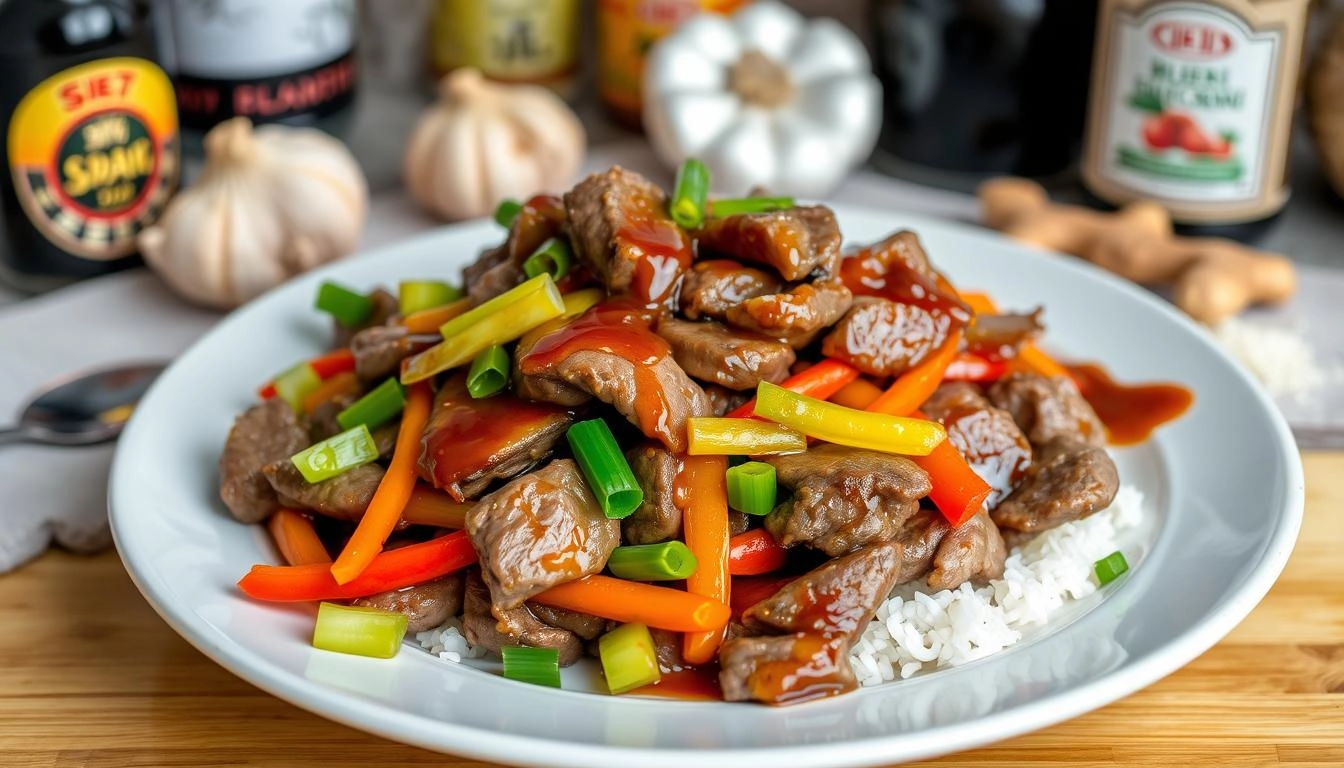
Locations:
139;117;368;309
404;68;586;220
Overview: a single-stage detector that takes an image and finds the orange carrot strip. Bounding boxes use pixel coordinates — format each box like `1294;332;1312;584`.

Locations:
531;575;731;633
726;359;859;419
959;291;998;315
400;297;471;334
680;454;731;664
300;371;360;415
400;484;472;529
266;509;331;566
329;381;434;585
866;330;963;417
829;377;885;410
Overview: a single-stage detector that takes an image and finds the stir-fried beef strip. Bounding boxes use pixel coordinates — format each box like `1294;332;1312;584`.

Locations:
821;296;956;377
516;306;712;453
696;205;843;281
466;459;620;610
219;399;312;523
463;195;568;305
989;371;1107;448
702;384;752;417
461;571;586;666
847;230;934;278
262;461;384;521
921;382;1032;509
656;317;795;391
353;572;467;634
418;375;573;501
622;445;683;545
679;259;782;321
648;628;687;673
724;279;853;348
527;603;609;640
333;288;398;348
763;445;932;557
350;325;441;382
992;438;1119;534
307;393;357;442
964;310;1045;362
564;166;693;306
721;542;911;704
927;509;1007;590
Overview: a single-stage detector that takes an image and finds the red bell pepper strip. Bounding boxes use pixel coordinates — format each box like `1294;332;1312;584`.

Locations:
238;530;477;602
258;348;356;399
729;574;796;618
943;353;1009;382
727;358;860;419
727;528;788;576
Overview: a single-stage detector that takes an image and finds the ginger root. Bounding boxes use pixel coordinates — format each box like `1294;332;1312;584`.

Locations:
978;178;1296;324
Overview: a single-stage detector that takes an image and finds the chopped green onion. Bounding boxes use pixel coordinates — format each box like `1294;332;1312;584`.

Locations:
1094;551;1130;586
402;274;565;384
312;602;408;659
709;196;796;218
315;281;372;328
607;541;698;581
290;424;379;484
501;645;561;688
494;199;524;228
598;623;661;695
466;344;510;398
726;461;777;516
399;280;464;316
670;158;710;229
566;419;644;519
272;362;322;413
522;238;572;281
336;377;406;431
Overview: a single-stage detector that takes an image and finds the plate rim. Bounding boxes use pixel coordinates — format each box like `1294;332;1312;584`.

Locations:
109;206;1305;767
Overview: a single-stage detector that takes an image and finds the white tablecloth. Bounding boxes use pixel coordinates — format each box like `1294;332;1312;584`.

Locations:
1;140;1340;573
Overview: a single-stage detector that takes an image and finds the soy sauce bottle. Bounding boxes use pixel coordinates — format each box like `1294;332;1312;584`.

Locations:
0;0;180;293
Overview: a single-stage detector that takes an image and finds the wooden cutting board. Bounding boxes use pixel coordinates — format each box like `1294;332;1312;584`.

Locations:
1;454;1340;768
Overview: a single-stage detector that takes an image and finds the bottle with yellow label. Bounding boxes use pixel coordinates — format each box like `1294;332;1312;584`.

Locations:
429;0;581;99
0;0;180;292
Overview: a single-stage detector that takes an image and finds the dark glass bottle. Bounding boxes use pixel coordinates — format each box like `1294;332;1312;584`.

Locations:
0;0;180;293
868;0;1099;191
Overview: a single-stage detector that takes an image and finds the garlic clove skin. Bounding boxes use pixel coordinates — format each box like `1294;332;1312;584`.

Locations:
138;117;368;310
404;68;586;221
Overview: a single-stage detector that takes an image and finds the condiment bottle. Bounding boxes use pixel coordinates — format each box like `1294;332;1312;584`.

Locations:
598;0;748;129
152;0;358;142
0;0;180;293
429;0;580;100
1081;0;1311;238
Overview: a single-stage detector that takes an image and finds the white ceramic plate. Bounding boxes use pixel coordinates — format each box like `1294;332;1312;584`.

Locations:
110;206;1303;767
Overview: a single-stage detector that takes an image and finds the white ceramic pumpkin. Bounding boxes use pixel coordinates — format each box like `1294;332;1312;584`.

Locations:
643;1;882;198
403;68;586;221
138;117;368;309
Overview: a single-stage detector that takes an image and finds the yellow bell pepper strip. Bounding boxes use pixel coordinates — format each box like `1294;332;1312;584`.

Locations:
530;575;731;633
329;381;434;585
401;274;565;384
866;330;963;417
238;530;477;602
686;417;807;456
726;358;859;419
399;280;463;316
752;381;945;456
681;454;731;665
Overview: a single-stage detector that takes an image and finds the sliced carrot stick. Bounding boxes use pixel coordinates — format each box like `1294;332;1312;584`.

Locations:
726;359;859;419
829;377;885;410
400;484;472;529
300;371;360;415
329;381;434;585
958;291;998;315
1014;344;1072;379
400;297;471;334
866;330;962;417
680;454;731;664
530;575;730;633
266;509;331;566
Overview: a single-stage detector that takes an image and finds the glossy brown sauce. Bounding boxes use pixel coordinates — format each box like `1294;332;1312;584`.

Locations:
508;194;565;261
838;248;972;325
1066;363;1194;446
616;191;692;306
519;303;677;445
632;667;723;701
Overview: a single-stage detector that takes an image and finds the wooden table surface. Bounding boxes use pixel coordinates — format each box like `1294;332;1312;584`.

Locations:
2;453;1341;768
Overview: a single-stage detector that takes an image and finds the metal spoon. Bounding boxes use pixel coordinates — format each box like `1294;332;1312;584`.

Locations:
0;363;167;447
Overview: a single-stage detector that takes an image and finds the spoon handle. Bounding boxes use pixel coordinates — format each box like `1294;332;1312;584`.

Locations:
0;426;31;446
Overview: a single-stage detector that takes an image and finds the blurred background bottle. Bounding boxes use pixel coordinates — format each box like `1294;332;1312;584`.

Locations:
152;0;358;148
868;0;1099;191
428;0;581;99
0;0;180;293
